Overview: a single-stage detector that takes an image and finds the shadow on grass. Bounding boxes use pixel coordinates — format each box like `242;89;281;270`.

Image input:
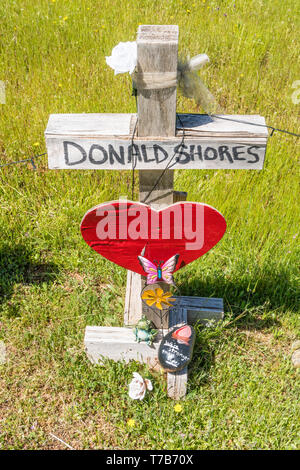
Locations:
188;332;217;389
178;263;297;322
180;264;298;389
0;244;59;307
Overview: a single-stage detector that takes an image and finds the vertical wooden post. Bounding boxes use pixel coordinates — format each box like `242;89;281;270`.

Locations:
124;25;179;329
137;24;178;209
167;307;188;399
136;24;179;137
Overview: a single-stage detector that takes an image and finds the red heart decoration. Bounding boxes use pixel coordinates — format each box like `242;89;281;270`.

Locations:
172;325;192;345
80;200;226;276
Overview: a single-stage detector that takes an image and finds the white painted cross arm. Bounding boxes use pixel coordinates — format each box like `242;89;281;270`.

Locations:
45;112;268;170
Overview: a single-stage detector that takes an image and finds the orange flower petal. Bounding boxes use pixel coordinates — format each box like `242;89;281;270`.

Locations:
155;287;164;297
142;290;156;300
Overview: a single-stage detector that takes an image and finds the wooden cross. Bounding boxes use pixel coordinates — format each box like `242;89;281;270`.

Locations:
45;25;268;399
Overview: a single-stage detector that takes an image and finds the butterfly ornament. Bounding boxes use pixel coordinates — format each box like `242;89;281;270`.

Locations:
138;254;179;286
138;251;180;331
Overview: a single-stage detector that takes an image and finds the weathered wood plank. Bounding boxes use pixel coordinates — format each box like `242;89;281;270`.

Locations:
174;296;223;308
45;113;133;136
124;294;224;327
124;271;143;326
173;296;224;324
84;326;162;369
135;25;179;327
136;25;179;138
176;113;269;138
46;113;269;138
46;113;268;171
173;191;188;203
139;170;174;209
46;136;266;170
167;307;188;399
167;367;188;399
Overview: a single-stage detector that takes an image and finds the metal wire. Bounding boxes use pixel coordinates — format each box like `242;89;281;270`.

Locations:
141;114;186;204
0;152;47;169
209;114;300;138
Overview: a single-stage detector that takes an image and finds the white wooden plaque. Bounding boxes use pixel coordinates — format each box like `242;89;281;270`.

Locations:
45;113;268;171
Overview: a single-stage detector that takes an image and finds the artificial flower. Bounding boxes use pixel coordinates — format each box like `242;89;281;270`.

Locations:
141;288;175;310
128;372;153;400
105;41;137;75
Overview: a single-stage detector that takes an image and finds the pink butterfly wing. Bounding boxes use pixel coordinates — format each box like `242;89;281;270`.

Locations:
161;272;173;284
161;254;179;284
138;256;158;284
146;273;159;284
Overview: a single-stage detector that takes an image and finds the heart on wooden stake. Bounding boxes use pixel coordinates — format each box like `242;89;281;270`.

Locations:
80;200;226;276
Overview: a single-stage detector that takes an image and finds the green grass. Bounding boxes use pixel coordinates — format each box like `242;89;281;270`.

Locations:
0;0;299;450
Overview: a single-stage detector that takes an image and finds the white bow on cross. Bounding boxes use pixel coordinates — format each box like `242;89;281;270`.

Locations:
106;42;222;114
